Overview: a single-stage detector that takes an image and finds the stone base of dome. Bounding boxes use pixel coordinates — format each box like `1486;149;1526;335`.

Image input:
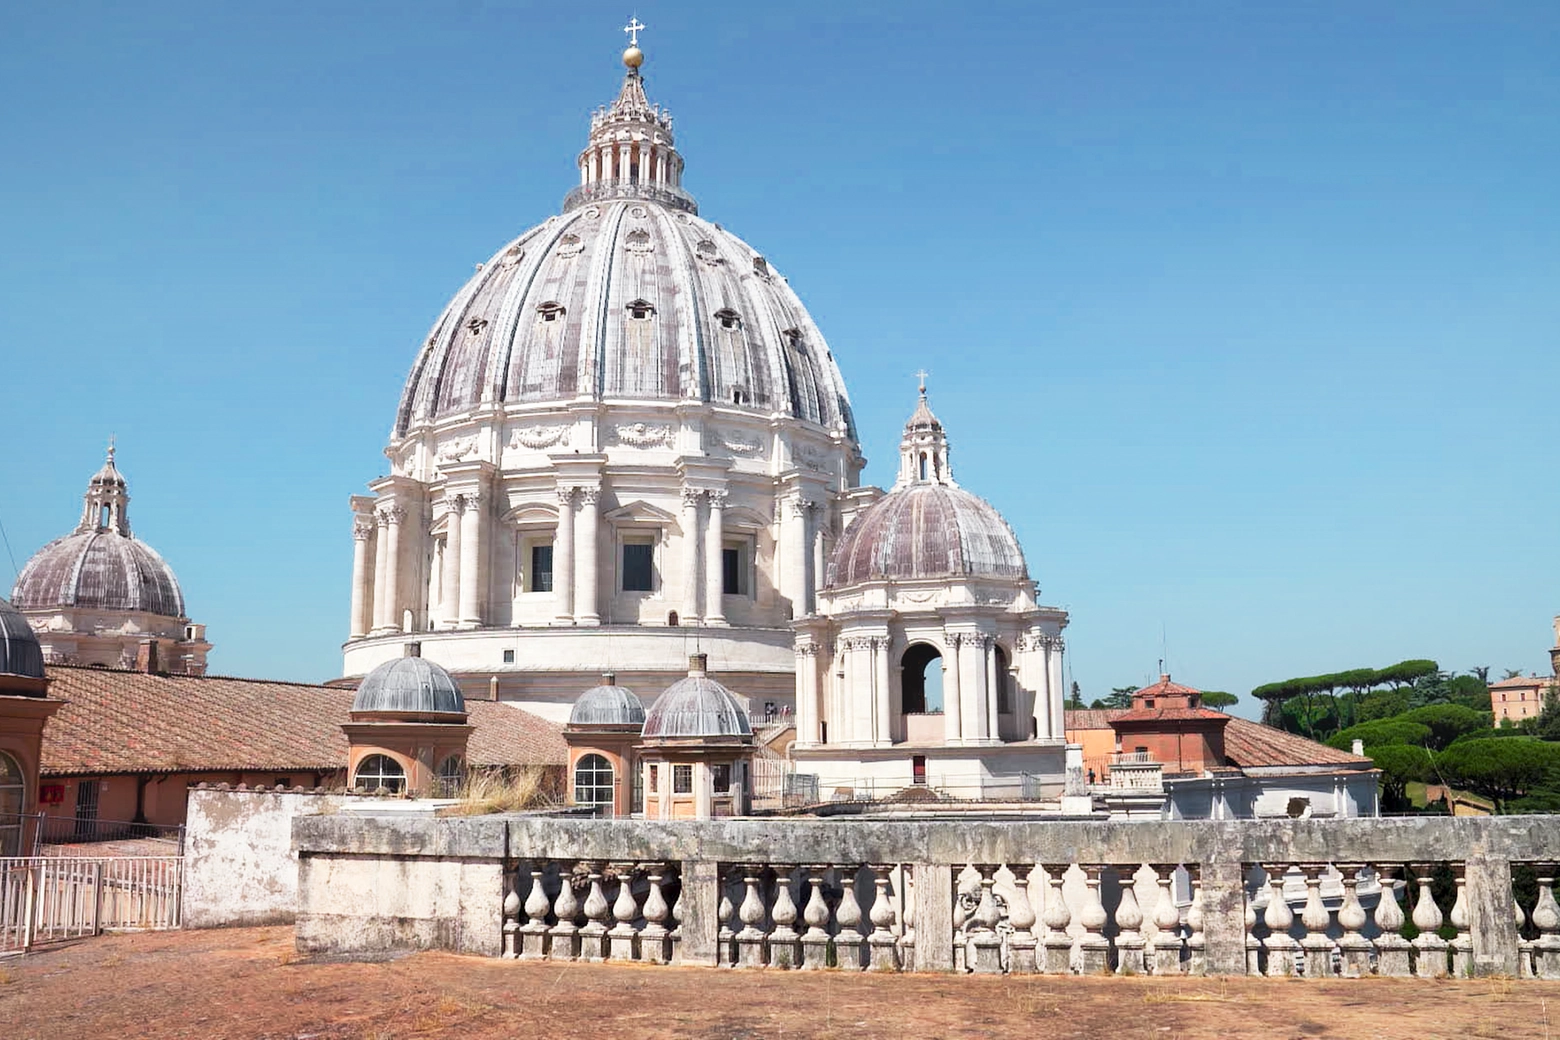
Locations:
790;741;1066;802
340;624;798;724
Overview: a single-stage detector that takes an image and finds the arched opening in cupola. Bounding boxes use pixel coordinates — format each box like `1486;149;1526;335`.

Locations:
901;642;944;715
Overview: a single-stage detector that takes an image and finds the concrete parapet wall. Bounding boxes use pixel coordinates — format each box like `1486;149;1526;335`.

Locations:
292;814;1560;974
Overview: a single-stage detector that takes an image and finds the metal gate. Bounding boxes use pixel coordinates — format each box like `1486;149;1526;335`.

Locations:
0;856;183;954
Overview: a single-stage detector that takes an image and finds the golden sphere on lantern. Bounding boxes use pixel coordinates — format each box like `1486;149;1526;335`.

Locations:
622;46;644;68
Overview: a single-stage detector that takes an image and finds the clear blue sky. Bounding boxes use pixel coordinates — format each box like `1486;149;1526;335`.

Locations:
3;2;1557;715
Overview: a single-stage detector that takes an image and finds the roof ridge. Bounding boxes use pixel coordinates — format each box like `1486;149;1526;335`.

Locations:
47;663;338;689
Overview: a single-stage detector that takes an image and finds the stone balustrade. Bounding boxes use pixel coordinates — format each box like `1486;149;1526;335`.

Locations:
292;814;1560;978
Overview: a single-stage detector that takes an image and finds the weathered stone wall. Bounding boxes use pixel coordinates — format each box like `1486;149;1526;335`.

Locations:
183;786;359;928
292;813;1560;974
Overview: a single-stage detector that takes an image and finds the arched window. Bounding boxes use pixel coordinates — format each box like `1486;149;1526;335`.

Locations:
918;453;928;480
354;754;406;794
573;753;615;813
993;645;1011;715
435;755;465;798
901;643;944;715
0;751;24;857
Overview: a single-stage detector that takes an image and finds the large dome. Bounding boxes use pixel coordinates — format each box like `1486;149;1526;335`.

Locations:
391;53;854;442
828;484;1028;587
13;448;186;619
393;201;854;439
14;532;185;617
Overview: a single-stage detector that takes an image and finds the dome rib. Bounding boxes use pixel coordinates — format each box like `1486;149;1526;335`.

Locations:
14;532;186;618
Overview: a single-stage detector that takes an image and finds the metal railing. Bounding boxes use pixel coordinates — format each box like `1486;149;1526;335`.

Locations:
37;815;185;852
1;855;184;954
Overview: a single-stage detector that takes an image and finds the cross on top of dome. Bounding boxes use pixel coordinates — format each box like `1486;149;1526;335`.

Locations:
565;25;695;214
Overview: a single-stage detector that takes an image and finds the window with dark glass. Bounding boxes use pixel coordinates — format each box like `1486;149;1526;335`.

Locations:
530;543;554;592
623;540;654;592
722;546;743;596
711;763;731;793
673;763;693;794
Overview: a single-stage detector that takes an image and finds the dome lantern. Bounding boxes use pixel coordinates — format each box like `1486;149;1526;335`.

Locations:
896;378;954;489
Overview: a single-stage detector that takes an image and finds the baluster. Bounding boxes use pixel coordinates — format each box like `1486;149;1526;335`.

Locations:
549;864;582;961
1077;865;1111;974
736;869;768;968
1185;869;1206;976
1113;865;1146;975
639;865;669;964
1335;864;1371;977
864;865;897;971
1150;864;1183;975
966;863;1003;974
1243;891;1261;976
667;867;684;965
1007;865;1038;974
1448;866;1472;977
1371;864;1411;977
1533;867;1560;979
1040;865;1074;974
1516;891;1534;979
800;866;831;970
1410;863;1448;978
1299;864;1334;978
610;864;642;962
897;866;917;972
835;865;866;970
1262;864;1296;977
717;870;737;968
502;874;522;959
952;865;974;972
579;864;611;962
769;865;802;968
519;867;551;960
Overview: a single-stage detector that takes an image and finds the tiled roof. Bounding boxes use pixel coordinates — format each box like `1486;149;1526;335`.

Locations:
1491;675;1552;688
1112;705;1230;724
1133;675;1203;698
1222;717;1372;770
1065;709;1123;732
39;666;566;776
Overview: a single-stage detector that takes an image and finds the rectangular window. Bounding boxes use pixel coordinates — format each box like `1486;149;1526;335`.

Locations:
647;764;658;793
502;649;515;664
722;546;742;596
530;543;554;592
623;539;655;592
673;764;693;794
912;755;927;785
711;763;731;792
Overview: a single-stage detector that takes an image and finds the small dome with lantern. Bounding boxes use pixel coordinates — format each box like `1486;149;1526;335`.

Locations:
641;654;752;742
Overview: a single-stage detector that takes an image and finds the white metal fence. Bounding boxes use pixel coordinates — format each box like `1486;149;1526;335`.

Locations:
0;856;183;954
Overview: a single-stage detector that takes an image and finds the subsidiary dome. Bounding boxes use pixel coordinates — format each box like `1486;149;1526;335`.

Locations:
392;50;855;440
642;656;752;741
0;598;44;680
353;654;466;714
827;389;1028;587
569;674;646;727
13;448;186;619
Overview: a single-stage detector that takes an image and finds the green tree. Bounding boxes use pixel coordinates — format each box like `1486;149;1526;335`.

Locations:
1366;744;1433;812
1328;719;1432;751
1356;687;1412;722
1198;691;1238;712
1434;738;1560;813
1398;703;1490;750
1089;685;1139;711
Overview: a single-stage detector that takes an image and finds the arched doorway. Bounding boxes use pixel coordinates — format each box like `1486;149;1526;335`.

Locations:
901;643;944;715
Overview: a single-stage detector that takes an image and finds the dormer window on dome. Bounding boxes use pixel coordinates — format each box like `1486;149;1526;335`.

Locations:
627;299;655;320
538;301;566;322
714;308;741;331
752;256;769;277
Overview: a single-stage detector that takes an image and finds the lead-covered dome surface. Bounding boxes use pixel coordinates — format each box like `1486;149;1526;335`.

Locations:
352;656;467;714
14;532;186;618
642;661;752;741
569;676;646;727
394;201;856;439
827;484;1029;587
0;598;44;680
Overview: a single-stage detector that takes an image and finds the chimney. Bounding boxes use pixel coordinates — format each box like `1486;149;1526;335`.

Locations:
688;653;708;676
603;672;617;685
1352;738;1365;757
135;639;160;674
489;675;499;702
404;642;421;658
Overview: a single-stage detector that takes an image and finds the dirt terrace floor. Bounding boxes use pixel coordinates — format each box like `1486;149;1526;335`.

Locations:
4;926;1559;1040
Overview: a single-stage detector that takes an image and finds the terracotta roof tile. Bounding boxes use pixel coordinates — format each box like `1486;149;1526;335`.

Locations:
39;666;566;776
1221;717;1371;770
1064;709;1123;732
1112;705;1230;723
